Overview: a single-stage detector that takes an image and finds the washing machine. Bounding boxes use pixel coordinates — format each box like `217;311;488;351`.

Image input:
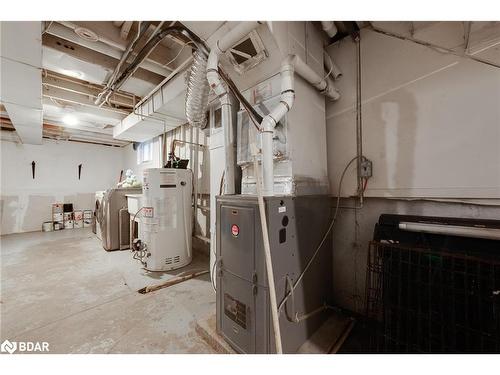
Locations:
93;190;105;240
98;187;142;251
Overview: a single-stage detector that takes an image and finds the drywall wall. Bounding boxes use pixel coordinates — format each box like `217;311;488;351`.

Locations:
326;28;500;199
0;138;123;235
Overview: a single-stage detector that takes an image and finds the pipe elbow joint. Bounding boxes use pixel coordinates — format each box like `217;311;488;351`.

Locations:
323;77;341;101
261;115;276;132
281;91;295;108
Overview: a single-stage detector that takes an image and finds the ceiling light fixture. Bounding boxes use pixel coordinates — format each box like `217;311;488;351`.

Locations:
62;114;78;126
74;27;99;42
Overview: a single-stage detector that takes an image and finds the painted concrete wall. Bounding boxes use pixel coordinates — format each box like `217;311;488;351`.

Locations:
326;28;500;199
0;138;123;235
325;28;500;313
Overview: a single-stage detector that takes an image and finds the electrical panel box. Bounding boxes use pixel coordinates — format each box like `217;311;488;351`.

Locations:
216;194;333;353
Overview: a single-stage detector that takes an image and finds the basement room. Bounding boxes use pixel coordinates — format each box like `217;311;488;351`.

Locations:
1;0;499;372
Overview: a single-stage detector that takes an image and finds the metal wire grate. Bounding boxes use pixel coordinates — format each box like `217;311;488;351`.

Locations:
365;241;500;353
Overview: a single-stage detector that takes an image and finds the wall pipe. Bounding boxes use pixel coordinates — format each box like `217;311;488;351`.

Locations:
321;21;338;38
193;126;200;236
324;51;342;80
206;21;261;194
251;144;283;354
97;21;151;106
96;26;205;105
260;54;340;196
354;33;364;203
220;92;240;194
206;21;261;97
399;222;500;241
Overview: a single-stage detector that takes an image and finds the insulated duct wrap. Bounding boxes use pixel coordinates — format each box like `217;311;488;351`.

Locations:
185;50;209;128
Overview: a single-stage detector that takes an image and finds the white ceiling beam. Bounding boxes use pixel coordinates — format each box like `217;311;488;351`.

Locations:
41;98;125;122
120;21;133;40
0;21;43;145
46;22;172;77
42;85;130;116
42;71;137;108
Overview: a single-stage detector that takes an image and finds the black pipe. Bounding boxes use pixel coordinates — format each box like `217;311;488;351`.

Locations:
110;24;264;127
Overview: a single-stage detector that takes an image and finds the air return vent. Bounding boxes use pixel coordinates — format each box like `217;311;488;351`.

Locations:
226;30;267;74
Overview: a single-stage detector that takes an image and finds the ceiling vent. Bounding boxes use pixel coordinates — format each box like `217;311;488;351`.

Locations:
74;27;99;42
226;30;267;74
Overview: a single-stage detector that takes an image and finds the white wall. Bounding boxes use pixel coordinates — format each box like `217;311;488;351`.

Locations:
1;129;211;239
0;138;123;235
325;28;500;313
326;28;500;199
121;136;162;179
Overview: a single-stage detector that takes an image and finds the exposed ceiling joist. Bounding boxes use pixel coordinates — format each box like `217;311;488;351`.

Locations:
46;22;177;76
42;85;130;115
41;98;125;122
42;70;138;109
42;33;164;85
120;21;133;40
369;21;500;68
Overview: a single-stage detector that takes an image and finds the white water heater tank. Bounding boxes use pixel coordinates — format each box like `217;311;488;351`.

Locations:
141;168;193;271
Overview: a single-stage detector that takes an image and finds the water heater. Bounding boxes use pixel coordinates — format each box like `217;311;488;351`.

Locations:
140;168;193;271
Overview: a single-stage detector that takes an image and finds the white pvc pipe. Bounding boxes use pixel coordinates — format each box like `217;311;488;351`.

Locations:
321;21;338;38
206;21;261;193
207;21;260;96
193;126;199;236
294;56;341;100
260;54;340;195
251;144;283;354
398;222;500;241
324;51;343;80
220;93;238;194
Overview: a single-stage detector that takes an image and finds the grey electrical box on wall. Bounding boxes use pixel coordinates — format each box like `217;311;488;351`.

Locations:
215;195;333;353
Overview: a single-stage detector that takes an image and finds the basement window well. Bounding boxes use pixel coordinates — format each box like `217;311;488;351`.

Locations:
137;139;153;164
226;30;267;74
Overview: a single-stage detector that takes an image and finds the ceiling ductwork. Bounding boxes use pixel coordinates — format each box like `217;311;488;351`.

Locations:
45;22;173;78
113;66;189;142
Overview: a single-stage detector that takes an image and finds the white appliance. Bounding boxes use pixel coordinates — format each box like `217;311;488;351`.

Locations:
93;190;106;240
139;168;193;271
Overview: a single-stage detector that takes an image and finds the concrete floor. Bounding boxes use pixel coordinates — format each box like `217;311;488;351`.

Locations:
0;228;217;353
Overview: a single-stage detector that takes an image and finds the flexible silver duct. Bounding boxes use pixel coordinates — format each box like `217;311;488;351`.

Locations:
185;49;209;128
